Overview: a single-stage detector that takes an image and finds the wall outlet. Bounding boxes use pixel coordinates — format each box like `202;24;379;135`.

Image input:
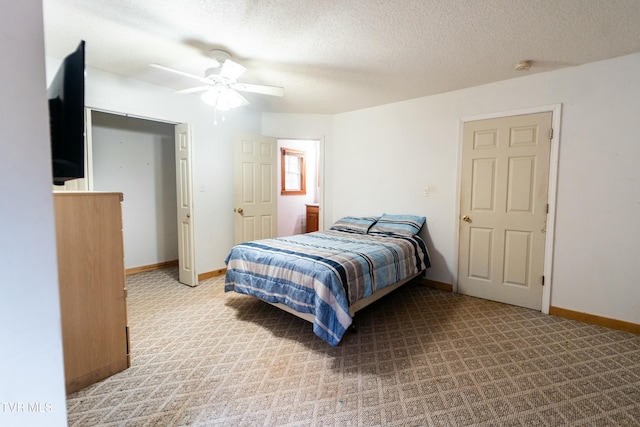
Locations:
422;186;430;197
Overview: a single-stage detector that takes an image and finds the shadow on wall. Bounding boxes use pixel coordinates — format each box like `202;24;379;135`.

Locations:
420;223;450;285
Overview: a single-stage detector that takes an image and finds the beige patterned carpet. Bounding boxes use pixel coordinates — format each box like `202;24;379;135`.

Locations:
66;268;640;426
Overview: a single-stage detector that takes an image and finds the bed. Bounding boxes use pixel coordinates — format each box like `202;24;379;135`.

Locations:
224;214;430;346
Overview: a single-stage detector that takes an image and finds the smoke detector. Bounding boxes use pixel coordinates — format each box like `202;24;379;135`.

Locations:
513;60;532;71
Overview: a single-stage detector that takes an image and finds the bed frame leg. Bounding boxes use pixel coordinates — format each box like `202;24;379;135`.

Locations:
349;322;357;333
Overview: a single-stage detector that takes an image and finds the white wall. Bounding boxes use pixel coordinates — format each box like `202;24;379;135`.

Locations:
0;2;67;426
264;53;640;325
45;57;262;275
91;112;177;269
331;97;459;285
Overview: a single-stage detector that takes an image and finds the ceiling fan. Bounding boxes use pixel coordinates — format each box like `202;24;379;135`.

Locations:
150;49;284;112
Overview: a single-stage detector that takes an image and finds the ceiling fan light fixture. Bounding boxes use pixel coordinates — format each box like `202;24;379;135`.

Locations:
201;87;248;111
201;88;221;106
217;89;246;111
151;48;282;118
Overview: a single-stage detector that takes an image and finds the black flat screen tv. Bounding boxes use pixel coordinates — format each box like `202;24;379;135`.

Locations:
48;40;85;186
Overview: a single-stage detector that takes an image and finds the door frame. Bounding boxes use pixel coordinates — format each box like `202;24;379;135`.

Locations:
278;136;326;232
455;104;562;314
276;137;323;236
85;107;195;282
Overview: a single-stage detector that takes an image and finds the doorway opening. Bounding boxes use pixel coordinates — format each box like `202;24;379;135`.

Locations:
277;139;320;237
90;110;179;274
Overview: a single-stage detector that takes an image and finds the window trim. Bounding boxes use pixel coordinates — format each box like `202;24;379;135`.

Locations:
280;147;306;195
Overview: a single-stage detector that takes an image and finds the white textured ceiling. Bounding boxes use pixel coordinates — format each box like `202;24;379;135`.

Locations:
43;0;640;114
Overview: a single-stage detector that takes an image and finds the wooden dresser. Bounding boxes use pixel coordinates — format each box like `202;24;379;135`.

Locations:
305;204;319;233
54;192;130;394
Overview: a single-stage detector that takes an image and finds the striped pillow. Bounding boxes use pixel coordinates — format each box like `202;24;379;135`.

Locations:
330;216;379;234
368;214;426;237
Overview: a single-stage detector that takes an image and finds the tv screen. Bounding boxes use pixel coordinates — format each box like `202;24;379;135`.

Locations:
48;40;85;186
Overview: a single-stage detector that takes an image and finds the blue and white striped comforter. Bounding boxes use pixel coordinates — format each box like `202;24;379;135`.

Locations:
224;230;430;346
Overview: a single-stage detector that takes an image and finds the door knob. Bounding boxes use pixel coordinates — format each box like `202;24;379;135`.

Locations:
237;208;244;215
462;215;471;222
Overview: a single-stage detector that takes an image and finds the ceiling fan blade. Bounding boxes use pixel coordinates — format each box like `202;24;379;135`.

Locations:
175;85;211;94
149;64;207;83
232;83;284;97
219;59;246;80
231;90;250;108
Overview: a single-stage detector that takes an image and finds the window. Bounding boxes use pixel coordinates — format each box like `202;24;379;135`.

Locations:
281;147;306;195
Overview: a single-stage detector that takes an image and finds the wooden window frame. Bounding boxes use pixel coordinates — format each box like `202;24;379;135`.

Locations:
281;147;306;195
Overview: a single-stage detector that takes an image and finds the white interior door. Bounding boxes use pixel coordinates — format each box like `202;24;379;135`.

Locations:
234;133;278;244
458;112;552;310
175;123;197;287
